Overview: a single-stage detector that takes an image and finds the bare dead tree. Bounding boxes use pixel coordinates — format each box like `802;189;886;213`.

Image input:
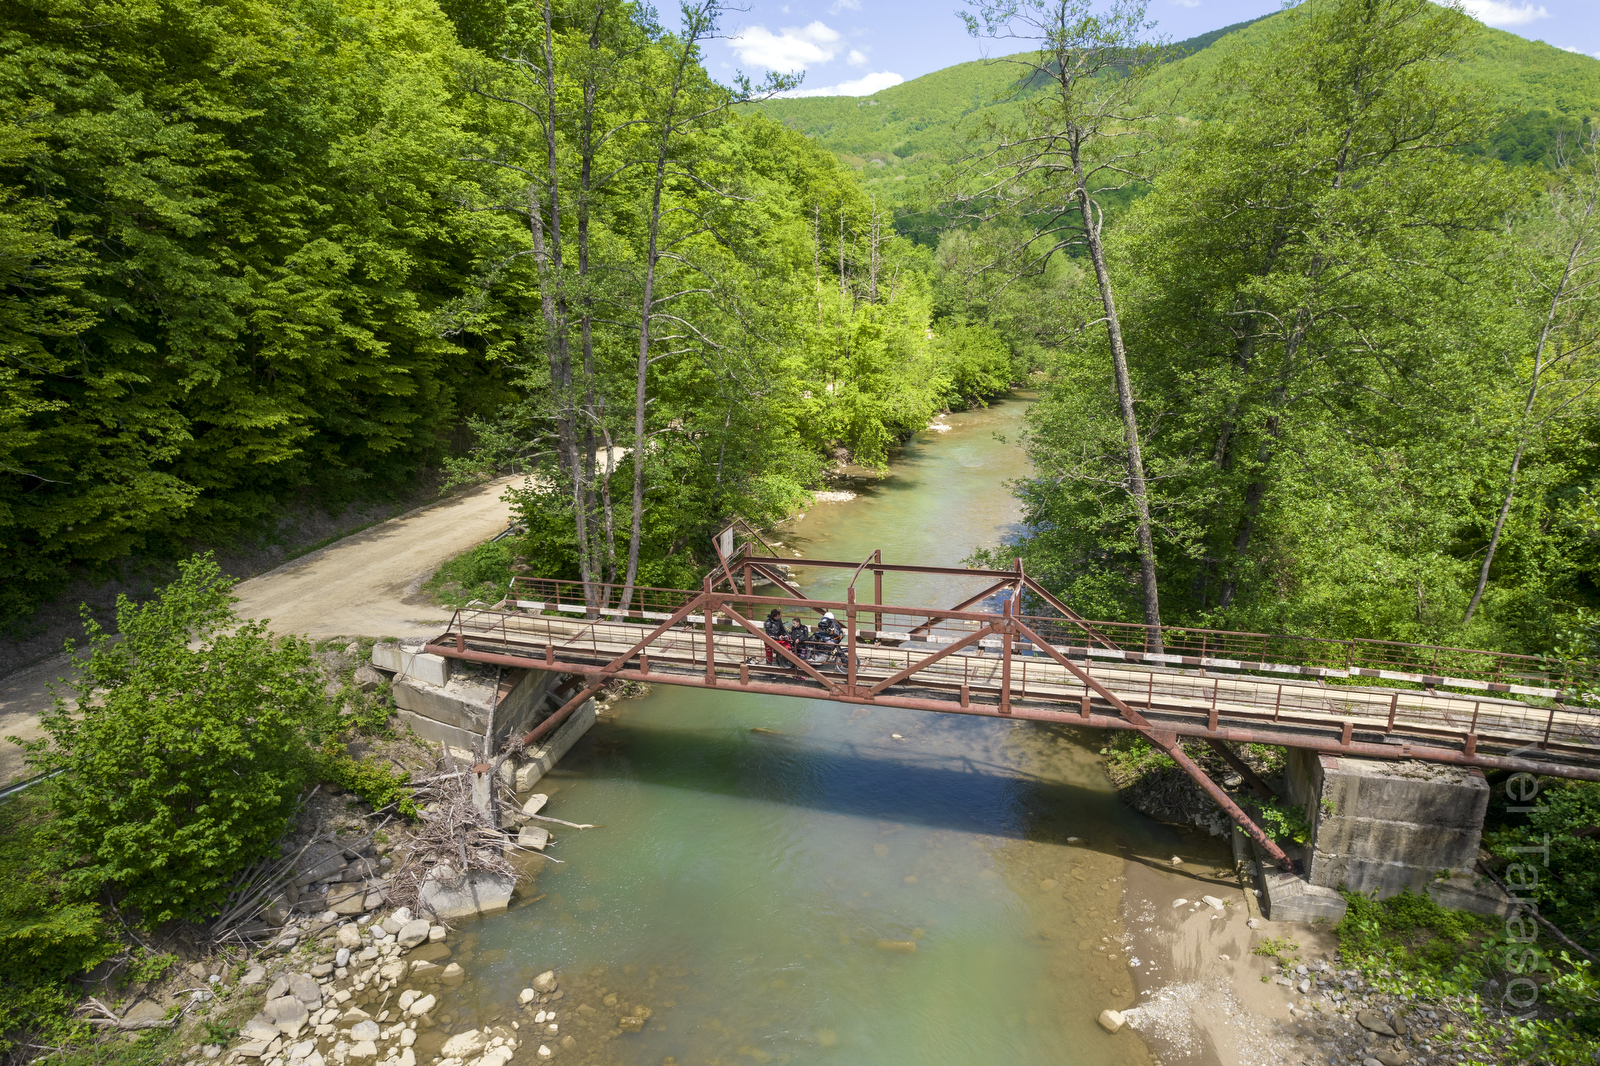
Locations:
958;0;1172;648
1463;128;1600;628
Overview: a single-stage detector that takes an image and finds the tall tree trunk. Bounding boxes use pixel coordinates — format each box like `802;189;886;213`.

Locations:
1071;151;1162;650
1462;235;1585;628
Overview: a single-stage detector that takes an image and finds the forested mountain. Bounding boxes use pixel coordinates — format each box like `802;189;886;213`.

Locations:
747;9;1600;225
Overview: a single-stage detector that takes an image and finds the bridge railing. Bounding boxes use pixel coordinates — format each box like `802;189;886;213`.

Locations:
496;574;1595;702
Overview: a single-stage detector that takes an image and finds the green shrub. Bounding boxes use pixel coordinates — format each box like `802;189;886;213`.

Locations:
423;541;515;607
1249;797;1313;846
0;793;114;1056
933;322;1015;410
1485;779;1600;952
317;748;418;819
25;554;324;924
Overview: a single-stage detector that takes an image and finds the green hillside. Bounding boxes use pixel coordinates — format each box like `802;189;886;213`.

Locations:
746;8;1600;214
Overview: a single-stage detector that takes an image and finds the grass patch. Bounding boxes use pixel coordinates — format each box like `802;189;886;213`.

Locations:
422;541;515;608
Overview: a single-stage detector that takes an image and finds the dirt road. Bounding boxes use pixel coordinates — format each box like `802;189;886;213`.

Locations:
0;477;519;783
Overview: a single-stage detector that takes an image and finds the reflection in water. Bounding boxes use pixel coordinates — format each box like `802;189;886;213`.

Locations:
437;396;1204;1065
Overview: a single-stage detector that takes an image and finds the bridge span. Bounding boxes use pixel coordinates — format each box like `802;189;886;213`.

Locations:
422;533;1600;873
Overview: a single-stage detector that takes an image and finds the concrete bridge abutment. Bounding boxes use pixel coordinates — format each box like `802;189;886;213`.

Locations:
1261;750;1511;923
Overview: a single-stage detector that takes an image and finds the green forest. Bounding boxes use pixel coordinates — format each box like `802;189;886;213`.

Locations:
0;0;1014;622
4;0;1600;660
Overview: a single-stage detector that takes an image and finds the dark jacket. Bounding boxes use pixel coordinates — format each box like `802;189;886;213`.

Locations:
764;616;786;639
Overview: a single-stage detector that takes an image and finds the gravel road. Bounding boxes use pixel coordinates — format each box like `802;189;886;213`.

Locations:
0;477;519;783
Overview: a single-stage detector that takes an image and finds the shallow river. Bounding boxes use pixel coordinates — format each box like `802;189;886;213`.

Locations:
442;394;1208;1066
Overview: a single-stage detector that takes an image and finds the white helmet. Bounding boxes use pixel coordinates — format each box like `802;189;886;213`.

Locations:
823;612;834;620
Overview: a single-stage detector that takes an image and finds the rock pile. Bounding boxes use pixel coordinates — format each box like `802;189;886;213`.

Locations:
182;906;468;1066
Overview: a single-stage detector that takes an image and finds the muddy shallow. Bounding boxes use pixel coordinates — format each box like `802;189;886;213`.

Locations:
434;396;1231;1065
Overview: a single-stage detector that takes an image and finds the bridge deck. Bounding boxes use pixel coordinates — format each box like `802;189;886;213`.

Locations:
428;600;1600;780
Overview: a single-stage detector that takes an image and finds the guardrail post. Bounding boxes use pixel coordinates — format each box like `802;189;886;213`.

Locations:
873;551;883;633
846;585;858;694
1000;598;1013;715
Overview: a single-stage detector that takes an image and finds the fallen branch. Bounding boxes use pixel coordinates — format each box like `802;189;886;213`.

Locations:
522;813;600;830
1475;861;1598;963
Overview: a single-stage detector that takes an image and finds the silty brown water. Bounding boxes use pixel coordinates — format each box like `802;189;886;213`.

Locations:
431;394;1212;1065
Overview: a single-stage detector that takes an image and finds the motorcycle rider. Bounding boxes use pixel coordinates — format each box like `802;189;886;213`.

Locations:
816;611;842;642
787;616;811;659
763;608;785;664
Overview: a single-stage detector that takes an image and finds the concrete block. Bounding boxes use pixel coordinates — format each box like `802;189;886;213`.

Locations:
371;641;452;687
1427;873;1517;919
1260;872;1348;924
418;870;515;921
514;700;596;791
392;667;555;753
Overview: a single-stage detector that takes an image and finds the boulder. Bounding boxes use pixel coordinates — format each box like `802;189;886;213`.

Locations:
379;959;407;982
353;664;386;693
441;1031;488;1059
310;963;333;978
439;963;465;988
242;1015;281;1042
409;960;442;978
348;1039;377;1060
516;826;550;851
406;993;436;1018
1097;1009;1125;1033
518;989;536;1006
1357;1010;1397;1037
266;995;309;1035
1374;1052;1410;1066
265;977;291;1001
349;1021;380;1042
263;899;293;927
419;871;515;920
294;854;347;888
240;964;268;988
288;973;322;1007
337;925;363;949
532;970;558;994
335;947;350;968
407;941;452;963
396;919;431;950
363;890;388;911
327;886;367;916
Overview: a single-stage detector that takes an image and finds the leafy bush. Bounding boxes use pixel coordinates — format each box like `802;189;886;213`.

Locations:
423;541;515;607
1249;797;1312;846
0;793;114;1057
317;748;417;819
1485;778;1600;951
25;554;324;923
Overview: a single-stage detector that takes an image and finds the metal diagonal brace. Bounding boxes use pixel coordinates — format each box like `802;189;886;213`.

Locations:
517;678;605;748
1206;739;1279;802
1010;617;1299;874
907;580;1014;639
867;624;997;696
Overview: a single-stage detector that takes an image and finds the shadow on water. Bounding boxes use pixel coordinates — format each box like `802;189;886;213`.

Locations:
570;718;1164;852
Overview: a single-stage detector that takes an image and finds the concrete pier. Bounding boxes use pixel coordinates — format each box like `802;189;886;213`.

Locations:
1274;751;1510;918
373;639;553;751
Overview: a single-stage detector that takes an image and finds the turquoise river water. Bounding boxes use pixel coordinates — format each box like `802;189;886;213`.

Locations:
433;394;1212;1066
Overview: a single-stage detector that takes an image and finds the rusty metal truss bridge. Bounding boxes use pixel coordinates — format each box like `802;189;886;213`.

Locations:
424;528;1600;873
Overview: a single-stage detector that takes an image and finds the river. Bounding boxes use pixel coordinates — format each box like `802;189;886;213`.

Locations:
438;393;1217;1066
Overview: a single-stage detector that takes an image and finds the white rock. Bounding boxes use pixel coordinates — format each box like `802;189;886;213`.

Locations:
516;825;550;850
1170;856;1183;865
1172;899;1188;907
405;994;435;1018
533;1011;546;1023
521;794;548;816
287;1040;317;1062
537;1047;553;1060
1201;895;1225;910
350;1021;380;1042
348;1040;377;1060
396;920;432;950
398;1030;416;1048
398;991;418;1011
338;925;363;949
532;970;558;993
1097;1009;1125;1033
335;948;351;968
440;1031;488;1059
428;926;446;943
519;990;537;1006
398;1051;415;1066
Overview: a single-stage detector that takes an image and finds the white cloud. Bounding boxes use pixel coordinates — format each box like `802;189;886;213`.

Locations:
847;48;868;65
1459;0;1549;27
1171;0;1200;7
779;71;905;98
729;21;843;71
829;0;861;11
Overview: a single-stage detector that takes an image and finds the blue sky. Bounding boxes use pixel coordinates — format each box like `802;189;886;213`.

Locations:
701;0;1600;97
